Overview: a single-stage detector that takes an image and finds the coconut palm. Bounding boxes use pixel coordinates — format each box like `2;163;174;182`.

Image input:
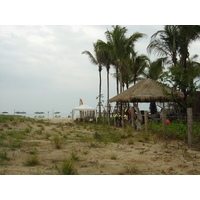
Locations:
148;25;200;110
122;51;149;89
82;42;104;117
147;25;179;66
95;39;113;123
105;25;145;94
143;57;168;81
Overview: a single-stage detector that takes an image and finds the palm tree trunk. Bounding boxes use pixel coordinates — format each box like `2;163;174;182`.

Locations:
107;65;110;125
119;65;123;93
116;65;119;95
99;66;102;118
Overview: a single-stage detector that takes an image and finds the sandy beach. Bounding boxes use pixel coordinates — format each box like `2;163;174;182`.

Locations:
44;117;73;124
0;115;200;175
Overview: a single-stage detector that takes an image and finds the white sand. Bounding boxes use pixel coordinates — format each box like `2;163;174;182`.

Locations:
44;118;73;123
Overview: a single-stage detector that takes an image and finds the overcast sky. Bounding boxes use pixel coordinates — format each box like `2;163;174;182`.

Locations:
1;25;200;117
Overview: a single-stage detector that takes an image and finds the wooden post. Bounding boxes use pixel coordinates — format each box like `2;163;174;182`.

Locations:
131;107;135;130
122;109;125;129
144;111;148;134
187;108;193;147
162;108;166;134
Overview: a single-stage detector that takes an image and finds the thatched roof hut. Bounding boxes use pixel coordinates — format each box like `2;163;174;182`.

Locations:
109;78;184;103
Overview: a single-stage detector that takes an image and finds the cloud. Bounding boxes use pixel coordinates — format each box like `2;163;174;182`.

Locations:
0;25;199;116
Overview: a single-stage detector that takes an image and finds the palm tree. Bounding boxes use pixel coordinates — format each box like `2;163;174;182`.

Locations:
122;51;149;89
105;25;145;94
142;57;168;114
82;42;104;117
143;57;168;81
170;55;200;107
147;25;179;66
147;25;200;110
95;39;113;124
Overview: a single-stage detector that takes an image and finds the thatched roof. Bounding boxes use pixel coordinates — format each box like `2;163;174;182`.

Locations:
109;78;184;103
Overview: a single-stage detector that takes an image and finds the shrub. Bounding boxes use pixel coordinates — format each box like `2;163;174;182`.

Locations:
110;154;117;160
24;155;39;166
0;151;10;165
53;136;62;149
59;160;77;175
70;151;79;161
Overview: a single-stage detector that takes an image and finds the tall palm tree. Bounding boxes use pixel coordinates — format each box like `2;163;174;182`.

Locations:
123;51;149;88
147;25;179;66
82;42;104;117
105;25;145;94
176;25;200;71
95;39;113;123
147;25;200;110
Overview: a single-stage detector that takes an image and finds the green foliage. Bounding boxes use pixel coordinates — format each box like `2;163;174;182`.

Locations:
70;151;79;161
59;160;77;175
148;121;189;140
24;155;39;166
93;131;121;143
53;136;62;149
0;151;10;165
110;154;117;160
125;126;133;136
0;115;15;123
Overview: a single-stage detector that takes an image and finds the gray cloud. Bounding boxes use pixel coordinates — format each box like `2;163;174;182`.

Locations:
0;25;199;117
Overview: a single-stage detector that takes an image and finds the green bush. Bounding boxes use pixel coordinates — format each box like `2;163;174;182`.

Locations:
53;136;62;149
24;155;39;166
0;151;10;165
59;160;77;175
148;121;189;140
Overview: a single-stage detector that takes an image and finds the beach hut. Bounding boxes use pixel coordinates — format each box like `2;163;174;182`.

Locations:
109;78;184;103
72;104;97;122
109;78;184;125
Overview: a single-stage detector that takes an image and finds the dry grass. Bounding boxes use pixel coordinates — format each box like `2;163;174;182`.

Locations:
0;115;200;175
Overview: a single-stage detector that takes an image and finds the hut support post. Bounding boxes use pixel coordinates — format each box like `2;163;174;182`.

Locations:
187;108;193;147
162;108;167;134
144;111;148;134
122;109;125;129
131;106;135;130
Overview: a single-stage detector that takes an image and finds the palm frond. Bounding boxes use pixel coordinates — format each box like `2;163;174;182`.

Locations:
82;50;98;65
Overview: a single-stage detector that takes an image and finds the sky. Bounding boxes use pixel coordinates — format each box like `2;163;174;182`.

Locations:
1;25;200;117
0;1;200;118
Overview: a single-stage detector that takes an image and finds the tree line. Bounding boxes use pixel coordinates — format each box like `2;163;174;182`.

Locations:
82;25;200;116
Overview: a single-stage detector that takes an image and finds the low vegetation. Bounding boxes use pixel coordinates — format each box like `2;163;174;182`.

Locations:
0;115;200;175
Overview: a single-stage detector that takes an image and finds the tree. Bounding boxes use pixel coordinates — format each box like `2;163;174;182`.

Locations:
105;25;145;94
169;55;200;108
95;40;113;123
147;25;200;111
143;57;168;81
82;42;104;117
123;51;149;88
142;57;168;114
147;25;179;66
